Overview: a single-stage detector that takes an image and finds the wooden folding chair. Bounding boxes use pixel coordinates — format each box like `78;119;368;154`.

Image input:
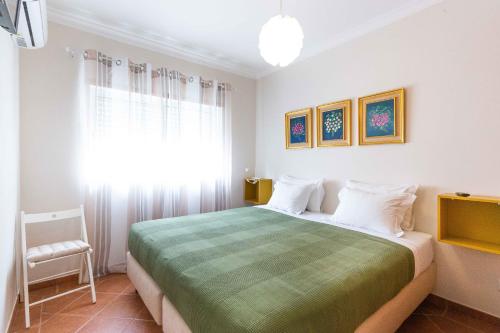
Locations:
20;205;96;328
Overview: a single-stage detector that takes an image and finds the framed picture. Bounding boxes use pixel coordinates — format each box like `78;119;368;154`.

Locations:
316;99;351;147
358;88;405;145
285;108;313;149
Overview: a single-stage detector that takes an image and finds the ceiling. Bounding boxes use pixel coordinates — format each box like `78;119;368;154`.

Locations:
47;0;441;78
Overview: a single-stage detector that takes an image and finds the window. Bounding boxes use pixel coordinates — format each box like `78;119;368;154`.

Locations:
84;85;228;190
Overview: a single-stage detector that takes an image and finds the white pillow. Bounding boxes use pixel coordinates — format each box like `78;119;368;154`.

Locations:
346;180;418;195
345;180;418;231
268;182;315;215
331;188;416;237
279;175;325;212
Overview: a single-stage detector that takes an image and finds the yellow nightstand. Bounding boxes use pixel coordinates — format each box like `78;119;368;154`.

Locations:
438;193;500;254
244;178;272;205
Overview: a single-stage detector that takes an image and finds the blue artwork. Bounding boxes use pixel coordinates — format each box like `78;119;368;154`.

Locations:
366;99;395;137
290;116;307;144
322;109;344;141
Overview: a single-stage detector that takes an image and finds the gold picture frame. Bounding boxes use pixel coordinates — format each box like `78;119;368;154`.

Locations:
358;88;405;145
285;108;313;149
316;99;351;147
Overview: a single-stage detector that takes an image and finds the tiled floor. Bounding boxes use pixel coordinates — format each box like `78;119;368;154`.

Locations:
397;296;500;333
9;274;500;333
9;274;161;333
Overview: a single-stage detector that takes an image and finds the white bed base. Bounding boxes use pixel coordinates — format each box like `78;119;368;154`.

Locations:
127;252;163;324
127;252;436;332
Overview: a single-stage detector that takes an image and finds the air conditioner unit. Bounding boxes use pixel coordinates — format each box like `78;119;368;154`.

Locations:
0;0;47;49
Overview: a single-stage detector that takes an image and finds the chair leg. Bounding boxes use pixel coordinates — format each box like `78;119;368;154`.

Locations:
78;255;84;285
19;282;24;303
85;252;96;303
22;257;30;328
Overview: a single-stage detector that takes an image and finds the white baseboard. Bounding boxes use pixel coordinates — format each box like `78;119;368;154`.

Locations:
6;293;18;333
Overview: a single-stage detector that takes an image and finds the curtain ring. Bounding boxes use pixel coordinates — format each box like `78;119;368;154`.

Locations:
169;72;172;78
116;59;122;66
189;76;194;82
83;51;88;59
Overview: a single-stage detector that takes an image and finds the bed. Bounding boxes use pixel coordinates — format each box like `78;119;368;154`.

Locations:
127;206;435;333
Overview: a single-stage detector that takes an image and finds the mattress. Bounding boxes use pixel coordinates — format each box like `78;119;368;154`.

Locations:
257;205;434;278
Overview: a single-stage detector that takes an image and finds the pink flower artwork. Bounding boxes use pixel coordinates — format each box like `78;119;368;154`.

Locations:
370;112;390;128
292;122;305;135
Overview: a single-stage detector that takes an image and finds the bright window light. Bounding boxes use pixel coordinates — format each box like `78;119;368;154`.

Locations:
84;86;226;191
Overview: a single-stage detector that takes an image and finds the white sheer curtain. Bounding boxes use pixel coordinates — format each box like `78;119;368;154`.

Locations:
80;50;231;276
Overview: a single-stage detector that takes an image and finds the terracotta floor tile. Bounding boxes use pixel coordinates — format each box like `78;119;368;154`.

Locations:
123;320;162;333
9;305;42;333
136;305;154;321
77;316;133;333
396;314;441;333
29;280;56;292
39;313;55;326
39;314;90;333
98;294;153;320
414;298;447;316
9;323;41;333
41;291;86;314
29;286;58;303
445;307;500;333
56;279;83;294
95;275;132;293
55;274;80;285
122;283;137;295
428;315;482;333
60;292;117;317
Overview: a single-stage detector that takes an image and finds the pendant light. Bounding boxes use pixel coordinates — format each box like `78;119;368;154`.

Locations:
259;0;304;67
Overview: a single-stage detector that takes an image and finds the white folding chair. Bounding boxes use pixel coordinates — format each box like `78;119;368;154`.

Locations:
20;205;96;328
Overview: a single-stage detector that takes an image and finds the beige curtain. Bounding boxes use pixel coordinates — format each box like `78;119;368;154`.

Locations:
80;50;231;276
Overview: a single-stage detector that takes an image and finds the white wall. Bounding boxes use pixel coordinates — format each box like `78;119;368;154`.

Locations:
0;31;20;332
20;22;256;280
256;0;500;318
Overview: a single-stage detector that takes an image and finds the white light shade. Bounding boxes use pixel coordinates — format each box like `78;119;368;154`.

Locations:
259;15;304;67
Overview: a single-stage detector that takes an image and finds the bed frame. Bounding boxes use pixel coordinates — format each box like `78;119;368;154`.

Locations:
127;252;436;333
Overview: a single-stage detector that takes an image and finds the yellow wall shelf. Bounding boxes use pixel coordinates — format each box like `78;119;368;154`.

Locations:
244;178;272;205
438;193;500;254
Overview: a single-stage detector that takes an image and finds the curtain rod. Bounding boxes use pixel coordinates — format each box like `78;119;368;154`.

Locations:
65;46;84;58
64;47;236;92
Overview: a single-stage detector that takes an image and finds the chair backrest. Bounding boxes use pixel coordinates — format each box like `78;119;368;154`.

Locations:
20;205;89;255
22;207;82;224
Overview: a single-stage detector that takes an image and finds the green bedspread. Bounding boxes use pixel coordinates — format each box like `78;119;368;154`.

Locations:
128;207;414;333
